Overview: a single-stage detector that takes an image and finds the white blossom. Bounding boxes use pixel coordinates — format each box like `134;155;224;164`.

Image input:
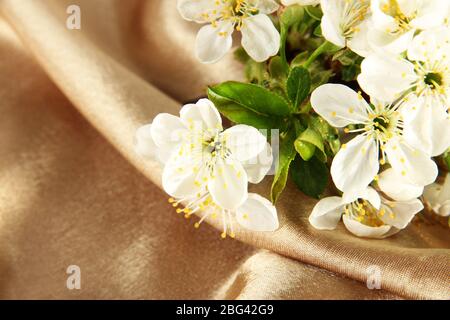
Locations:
368;0;448;54
311;83;437;201
135;98;279;236
423;173;450;217
177;0;280;63
320;0;372;57
309;187;423;238
358;27;450;156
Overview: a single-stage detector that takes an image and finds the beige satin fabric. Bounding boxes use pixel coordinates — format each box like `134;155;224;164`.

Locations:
0;0;447;299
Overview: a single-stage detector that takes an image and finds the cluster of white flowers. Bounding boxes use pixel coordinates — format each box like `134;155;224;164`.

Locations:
309;0;450;238
135;99;279;238
136;0;448;240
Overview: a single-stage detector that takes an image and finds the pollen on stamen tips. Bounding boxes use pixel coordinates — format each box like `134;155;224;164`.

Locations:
221;232;227;239
194;222;200;229
357;91;363;100
168;198;175;203
344;128;350;133
379;159;386;165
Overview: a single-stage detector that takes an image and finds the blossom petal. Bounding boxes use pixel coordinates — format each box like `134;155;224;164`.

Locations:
135;124;158;160
438;202;450;217
223;124;267;162
368;28;415;54
151;113;187;157
342;215;391;238
242;142;273;184
196;21;233;64
358;54;416;103
347;18;372;57
331;134;379;198
378;168;424;201
343;187;381;210
208;158;248;210
236;193;279;231
410;0;448;30
309;196;344;230
402;98;450;157
256;0;279;14
385;136;438;187
423;173;450;217
378;199;423;229
177;0;218;23
311;84;370;127
180;98;222;135
371;0;398;31
162;148;205;199
240;14;280;62
321;11;345;48
408;27;450;62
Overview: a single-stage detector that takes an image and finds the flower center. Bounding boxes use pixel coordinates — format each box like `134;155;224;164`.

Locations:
345;199;386;227
373;115;390;131
204;134;231;160
365;105;403;165
232;0;258;17
367;109;400;144
414;60;449;96
381;0;415;34
340;0;370;39
205;0;258;31
424;72;443;89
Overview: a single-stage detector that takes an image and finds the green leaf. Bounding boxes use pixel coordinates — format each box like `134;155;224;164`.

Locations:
290;51;309;67
280;5;304;28
443;150;450;170
341;64;361;82
207;87;283;129
295;140;315;161
310;69;334;91
271;129;297;203
269;56;287;81
295;128;326;161
313;24;322;37
208;81;291;117
291;156;328;199
245;60;267;84
304;5;323;21
328;138;341;155
287;67;311;111
310;116;341;156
